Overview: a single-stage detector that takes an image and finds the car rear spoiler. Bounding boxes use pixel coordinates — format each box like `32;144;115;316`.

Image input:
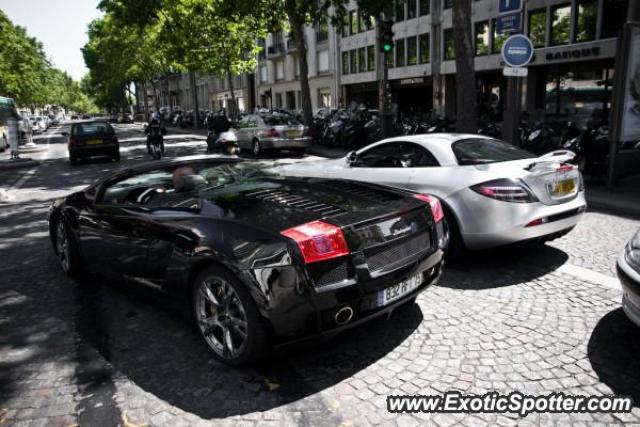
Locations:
524;150;576;171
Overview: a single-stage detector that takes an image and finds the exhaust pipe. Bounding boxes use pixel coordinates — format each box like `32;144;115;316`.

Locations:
334;306;354;326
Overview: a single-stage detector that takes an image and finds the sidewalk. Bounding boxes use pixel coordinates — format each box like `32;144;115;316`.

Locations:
586;175;640;218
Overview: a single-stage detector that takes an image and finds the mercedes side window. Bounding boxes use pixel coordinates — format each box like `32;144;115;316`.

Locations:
354;143;405;168
409;144;440;167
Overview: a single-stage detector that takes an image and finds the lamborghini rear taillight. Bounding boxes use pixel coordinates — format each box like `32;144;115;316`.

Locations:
471;179;538;203
414;194;444;223
281;220;349;264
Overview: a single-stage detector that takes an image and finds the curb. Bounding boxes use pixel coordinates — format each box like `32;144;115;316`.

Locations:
0;159;39;171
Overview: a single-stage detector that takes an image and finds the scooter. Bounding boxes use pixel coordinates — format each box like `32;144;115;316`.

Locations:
206;130;239;155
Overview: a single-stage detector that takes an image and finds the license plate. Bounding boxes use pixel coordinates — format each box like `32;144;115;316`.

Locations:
551;178;575;197
377;273;423;307
86;139;102;145
286;131;299;138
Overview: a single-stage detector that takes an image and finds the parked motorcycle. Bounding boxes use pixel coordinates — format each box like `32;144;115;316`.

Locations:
563;121;609;176
145;122;166;160
478;122;502;139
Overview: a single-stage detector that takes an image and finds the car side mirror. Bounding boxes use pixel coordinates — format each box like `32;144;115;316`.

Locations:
347;151;358;166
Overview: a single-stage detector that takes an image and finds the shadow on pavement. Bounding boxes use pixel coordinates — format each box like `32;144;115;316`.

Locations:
439;243;569;290
588;308;640;406
74;274;423;420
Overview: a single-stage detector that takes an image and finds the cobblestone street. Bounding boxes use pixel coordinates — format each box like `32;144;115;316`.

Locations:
1;125;640;426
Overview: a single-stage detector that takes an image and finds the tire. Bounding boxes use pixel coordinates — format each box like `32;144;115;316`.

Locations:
113;151;121;162
443;208;465;260
252;139;262;157
192;265;267;366
53;216;82;277
70;155;78;165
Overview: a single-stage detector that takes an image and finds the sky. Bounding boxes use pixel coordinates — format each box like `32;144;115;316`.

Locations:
2;0;102;81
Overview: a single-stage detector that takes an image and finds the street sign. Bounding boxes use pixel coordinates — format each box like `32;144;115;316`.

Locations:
503;66;528;77
496;13;522;34
498;0;522;15
501;34;534;67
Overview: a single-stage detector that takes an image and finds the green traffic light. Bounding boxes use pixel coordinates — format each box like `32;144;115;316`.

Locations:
383;44;392;52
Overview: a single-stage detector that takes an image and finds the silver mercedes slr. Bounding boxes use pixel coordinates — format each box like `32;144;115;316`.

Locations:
281;134;586;254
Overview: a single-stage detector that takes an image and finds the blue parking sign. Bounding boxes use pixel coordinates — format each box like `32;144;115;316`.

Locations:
498;0;522;15
501;34;534;67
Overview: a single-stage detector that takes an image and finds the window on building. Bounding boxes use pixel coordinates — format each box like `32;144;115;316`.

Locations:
395;0;405;22
396;39;406;66
419;33;430;63
575;0;597;42
358;11;367;32
276;61;285;80
317;21;328;42
318;50;329;72
407;36;418;65
319;89;332;108
367;45;376;71
443;0;452;9
342;51;350;74
407;0;417;19
260;65;267;82
350;49;357;73
491;20;508;54
258;38;266;60
544;68;613;119
528;9;546;48
366;15;375;31
444;28;455;60
358;47;367;72
475;21;489;55
341;15;349;37
602;0;629;39
419;0;430;15
349;10;357;35
275;93;283;108
550;4;571;46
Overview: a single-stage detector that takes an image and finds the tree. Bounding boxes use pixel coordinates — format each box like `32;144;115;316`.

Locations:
451;0;477;133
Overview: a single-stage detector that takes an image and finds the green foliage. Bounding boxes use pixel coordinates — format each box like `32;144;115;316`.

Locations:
0;10;98;112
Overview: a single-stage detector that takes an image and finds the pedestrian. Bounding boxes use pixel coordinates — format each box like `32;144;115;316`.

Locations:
23;116;34;145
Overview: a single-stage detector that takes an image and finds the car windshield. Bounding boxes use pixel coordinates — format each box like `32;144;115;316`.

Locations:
262;114;301;126
452;138;536;165
73;122;112;135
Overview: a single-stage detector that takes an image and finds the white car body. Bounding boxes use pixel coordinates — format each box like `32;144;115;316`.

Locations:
281;134;587;250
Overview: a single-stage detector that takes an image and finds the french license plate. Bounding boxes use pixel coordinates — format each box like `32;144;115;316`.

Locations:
551;178;575;197
377;273;423;307
286;130;299;138
86;139;102;145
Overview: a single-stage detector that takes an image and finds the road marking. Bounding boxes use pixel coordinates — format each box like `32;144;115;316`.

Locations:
556;263;620;290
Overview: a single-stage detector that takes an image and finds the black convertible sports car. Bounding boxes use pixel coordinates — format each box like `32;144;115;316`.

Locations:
48;156;446;365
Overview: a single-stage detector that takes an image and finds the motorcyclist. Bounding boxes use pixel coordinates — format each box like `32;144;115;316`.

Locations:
207;109;232;152
145;113;166;154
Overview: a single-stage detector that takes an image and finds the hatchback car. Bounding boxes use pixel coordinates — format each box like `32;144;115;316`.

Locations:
63;120;120;164
234;112;311;156
47;157;446;365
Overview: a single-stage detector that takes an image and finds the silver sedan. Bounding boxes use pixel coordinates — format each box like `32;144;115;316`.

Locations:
234;112;310;157
281;134;586;253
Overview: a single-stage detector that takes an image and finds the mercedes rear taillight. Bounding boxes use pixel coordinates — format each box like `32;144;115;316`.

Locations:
471;178;538;203
281;220;349;264
414;194;444;223
266;128;279;138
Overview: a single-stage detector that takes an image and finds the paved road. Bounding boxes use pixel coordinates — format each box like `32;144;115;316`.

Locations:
1;123;640;426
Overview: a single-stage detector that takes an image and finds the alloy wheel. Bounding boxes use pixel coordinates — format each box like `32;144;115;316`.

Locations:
195;276;248;360
252;141;261;156
56;220;70;272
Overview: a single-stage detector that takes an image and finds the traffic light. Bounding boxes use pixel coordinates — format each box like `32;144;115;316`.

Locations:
379;20;394;53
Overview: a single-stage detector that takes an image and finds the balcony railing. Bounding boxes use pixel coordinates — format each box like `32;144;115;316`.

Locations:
267;43;285;57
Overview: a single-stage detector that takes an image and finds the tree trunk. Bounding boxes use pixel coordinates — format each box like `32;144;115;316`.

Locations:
286;1;313;126
151;80;159;112
143;81;151;122
452;0;477;133
226;64;238;119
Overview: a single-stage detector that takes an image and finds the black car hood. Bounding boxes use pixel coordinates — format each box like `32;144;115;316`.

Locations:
198;176;420;232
